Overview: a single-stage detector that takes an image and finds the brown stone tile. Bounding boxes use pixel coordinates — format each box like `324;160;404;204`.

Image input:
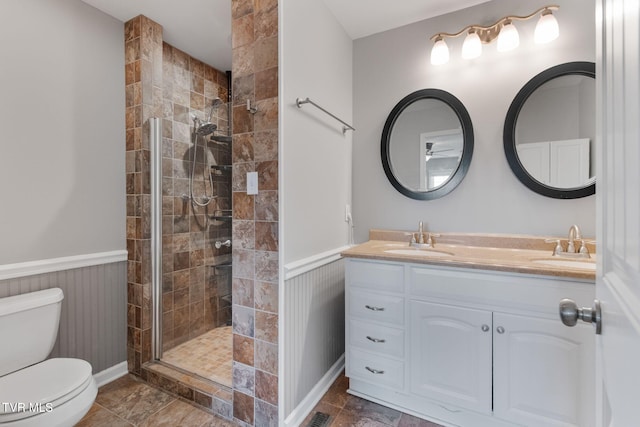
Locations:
233;391;254;425
232;132;254;162
124;37;140;64
124;16;141;42
232;74;255;107
191;58;206;77
233;277;254;308
233;104;254;134
255;310;277;344
256;160;278;191
342;395;403;425
234;44;255;79
255;67;277;101
139;398;211;427
233;13;254;48
233;220;255;250
191;91;205;111
255;221;278;251
76;403;133;427
255;190;278;221
95;375;176;425
255;370;277;405
332;411;390;427
234;334;255;366
254;36;278;72
254;97;278;131
232;0;254;19
255;250;278;282
255;340;278;375
255;4;278;40
398;414;445;427
233;192;255;220
255;281;278;313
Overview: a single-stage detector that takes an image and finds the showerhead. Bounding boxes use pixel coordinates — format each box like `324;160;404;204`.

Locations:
211;97;223;108
196;122;218;136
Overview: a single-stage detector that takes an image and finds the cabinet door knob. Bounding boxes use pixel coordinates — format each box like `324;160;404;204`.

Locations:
559;298;602;334
481;324;490;332
366;336;386;343
365;366;385;374
365;305;385;311
496;326;505;334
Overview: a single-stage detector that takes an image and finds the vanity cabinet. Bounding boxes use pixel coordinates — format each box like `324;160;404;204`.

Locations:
345;258;595;427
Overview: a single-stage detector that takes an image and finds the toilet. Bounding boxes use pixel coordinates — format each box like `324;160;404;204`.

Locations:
0;288;97;426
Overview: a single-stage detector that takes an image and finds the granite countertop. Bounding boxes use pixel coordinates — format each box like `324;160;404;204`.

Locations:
341;229;596;281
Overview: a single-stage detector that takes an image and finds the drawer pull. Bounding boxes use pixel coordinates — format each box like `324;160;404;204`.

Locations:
365;304;385;311
366;336;386;343
365;366;385;375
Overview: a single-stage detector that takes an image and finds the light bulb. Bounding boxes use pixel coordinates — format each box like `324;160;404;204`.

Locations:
497;20;519;52
535;10;559;44
461;31;482;59
430;37;449;65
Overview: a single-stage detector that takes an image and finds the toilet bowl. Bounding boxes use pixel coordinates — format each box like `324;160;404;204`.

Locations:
0;289;97;426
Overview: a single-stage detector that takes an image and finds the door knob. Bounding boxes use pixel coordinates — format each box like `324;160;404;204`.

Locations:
559;298;602;334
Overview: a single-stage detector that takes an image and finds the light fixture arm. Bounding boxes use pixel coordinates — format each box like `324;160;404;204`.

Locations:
430;5;559;44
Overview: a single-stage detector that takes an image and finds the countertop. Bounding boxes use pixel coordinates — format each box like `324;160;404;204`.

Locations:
341;230;596;281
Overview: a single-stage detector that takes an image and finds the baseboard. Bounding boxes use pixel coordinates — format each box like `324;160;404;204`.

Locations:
283;354;345;427
93;361;128;388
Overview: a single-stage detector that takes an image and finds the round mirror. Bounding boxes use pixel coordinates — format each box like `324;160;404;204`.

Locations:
381;89;474;200
504;62;596;199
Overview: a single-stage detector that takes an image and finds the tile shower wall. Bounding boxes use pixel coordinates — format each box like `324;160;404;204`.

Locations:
231;0;280;424
160;42;232;352
125;15;231;370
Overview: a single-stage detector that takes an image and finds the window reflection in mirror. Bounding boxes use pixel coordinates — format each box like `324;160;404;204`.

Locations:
382;89;473;201
389;98;463;192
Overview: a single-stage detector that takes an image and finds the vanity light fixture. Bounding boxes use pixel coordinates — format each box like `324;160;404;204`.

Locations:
429;5;559;65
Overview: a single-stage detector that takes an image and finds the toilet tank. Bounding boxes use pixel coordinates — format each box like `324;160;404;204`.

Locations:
0;288;63;377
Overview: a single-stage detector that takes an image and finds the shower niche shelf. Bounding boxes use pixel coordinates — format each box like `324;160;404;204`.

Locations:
209;209;232;222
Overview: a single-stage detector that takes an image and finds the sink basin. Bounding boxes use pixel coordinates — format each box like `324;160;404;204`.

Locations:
531;259;596;270
384;248;454;257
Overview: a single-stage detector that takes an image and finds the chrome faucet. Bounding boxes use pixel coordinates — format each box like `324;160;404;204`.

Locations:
410;221;439;248
567;224;582;253
546;224;591;258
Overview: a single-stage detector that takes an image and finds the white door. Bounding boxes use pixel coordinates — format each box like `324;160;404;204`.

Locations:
595;0;640;425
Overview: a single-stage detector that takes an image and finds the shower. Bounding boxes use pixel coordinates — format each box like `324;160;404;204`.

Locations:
189;97;223;206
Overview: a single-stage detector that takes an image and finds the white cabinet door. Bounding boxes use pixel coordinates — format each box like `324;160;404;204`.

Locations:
409;300;492;414
493;313;594;427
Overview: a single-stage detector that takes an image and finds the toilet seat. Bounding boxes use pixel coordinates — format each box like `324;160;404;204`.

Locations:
0;358;94;423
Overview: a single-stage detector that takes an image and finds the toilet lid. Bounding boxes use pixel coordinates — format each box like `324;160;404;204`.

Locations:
0;358;93;422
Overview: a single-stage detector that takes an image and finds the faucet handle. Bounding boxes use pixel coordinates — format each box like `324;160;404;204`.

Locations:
545;239;564;256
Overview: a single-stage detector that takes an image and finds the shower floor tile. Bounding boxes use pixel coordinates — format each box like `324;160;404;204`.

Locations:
162;326;232;387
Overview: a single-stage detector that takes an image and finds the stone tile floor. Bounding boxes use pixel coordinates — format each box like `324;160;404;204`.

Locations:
77;371;443;426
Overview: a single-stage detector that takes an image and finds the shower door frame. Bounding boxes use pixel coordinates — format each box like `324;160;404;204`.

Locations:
150;117;163;360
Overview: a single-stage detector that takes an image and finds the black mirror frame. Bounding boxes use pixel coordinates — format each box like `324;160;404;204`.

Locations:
381;89;474;200
503;61;596;199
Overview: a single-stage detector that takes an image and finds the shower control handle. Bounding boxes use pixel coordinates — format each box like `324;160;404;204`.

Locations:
215;240;232;249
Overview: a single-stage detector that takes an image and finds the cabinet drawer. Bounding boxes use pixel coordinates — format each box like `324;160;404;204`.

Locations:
348;259;404;292
349;319;404;358
349;289;404;325
347;348;404;390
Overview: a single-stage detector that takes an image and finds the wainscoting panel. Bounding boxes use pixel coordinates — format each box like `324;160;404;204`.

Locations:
0;260;127;373
284;257;345;418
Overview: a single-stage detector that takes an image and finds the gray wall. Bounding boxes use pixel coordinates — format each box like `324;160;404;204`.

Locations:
0;262;127;374
0;0;125;264
353;0;596;242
